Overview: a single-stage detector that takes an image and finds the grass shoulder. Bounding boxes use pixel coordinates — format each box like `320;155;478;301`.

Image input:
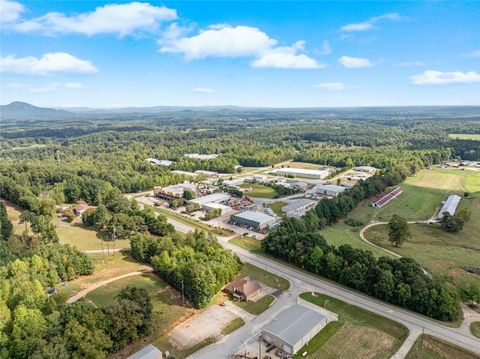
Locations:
406;334;480;359
233;295;274;315
222;318;245;335
471;322;480;339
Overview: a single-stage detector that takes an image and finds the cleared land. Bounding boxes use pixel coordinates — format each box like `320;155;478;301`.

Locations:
229;236;262;253
406;334;480;359
296;293;409;359
3;199;130;251
322;168;480;286
448;133;480;141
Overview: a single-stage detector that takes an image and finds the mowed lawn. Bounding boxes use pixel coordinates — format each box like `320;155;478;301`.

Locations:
406;334;480;359
296;293;408;359
86;274;164;307
267;201;286;217
237;262;290;291
241;183;276;198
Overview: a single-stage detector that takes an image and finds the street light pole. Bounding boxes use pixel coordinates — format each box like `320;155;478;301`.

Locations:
181;280;185;307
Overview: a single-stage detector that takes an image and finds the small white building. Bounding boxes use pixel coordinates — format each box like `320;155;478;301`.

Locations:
171;170;197;177
437;195;462;219
272;168;330;179
187;192;230;208
184;153;219;160
354;166;376;173
254;174;267;182
312;184;347;197
146;158;174;167
223;178;244;187
194;170;219;178
154;182;197;199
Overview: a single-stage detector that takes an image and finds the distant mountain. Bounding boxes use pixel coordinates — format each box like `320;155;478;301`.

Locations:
0;101;74;121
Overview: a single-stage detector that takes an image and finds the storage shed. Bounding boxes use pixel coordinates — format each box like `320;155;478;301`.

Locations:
230;211;277;229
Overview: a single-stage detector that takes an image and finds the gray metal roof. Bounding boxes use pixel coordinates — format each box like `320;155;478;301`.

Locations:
438;194;461;218
282;199;316;212
188;192;230;205
316;184;347;193
263;304;326;346
231;210;276;225
127;344;162;359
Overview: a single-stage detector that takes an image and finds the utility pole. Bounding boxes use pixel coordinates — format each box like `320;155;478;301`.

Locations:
181;280;185;307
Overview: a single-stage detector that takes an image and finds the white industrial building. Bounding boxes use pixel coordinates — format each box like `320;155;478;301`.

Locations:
262;304;327;356
194;170;220;178
127;344;163;359
184;153;219;160
272;168;330;179
223;178;244;187
312;184;347;197
230;211;277;230
187;192;230;208
282;199;317;218
354;166;377;173
437;194;462;219
146;158;174;167
202;202;233;214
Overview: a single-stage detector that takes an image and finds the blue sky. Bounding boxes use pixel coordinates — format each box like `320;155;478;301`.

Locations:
1;1;479;107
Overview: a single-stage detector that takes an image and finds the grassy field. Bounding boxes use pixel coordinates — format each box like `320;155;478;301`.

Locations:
448;133;480;141
241;183;277;198
3;199;130;251
471;322;480;339
86;274;164;307
287;161;323;169
233;295;274;315
267;201;286;217
320;168;480;284
222;318;245;335
297;293;409;359
229;236;263;253
237;262;290;290
406;334;480;359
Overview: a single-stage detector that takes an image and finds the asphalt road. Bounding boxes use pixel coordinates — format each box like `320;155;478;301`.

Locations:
211;239;480;357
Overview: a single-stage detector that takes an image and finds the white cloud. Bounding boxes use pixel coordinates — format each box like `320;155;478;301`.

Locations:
410;70;480;85
0;0;24;24
313;82;346;91
160;24;276;60
29;82;88;93
13;2;177;37
0;52;98;75
341;13;403;32
338;56;373;68
252;41;324;69
465;50;480;58
191;87;214;93
160;23;321;69
398;61;425;67
6;82;31;88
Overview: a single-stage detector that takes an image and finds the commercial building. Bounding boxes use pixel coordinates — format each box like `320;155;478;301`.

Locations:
224;277;261;301
262;304;327;356
372;187;403;208
272;168;330;179
282;199;317;218
354;166;376;173
202;202;233;214
187;192;230;208
146;158;174;167
194;170;220;178
223;178;244;187
127;344;163;359
437;194;462;219
171;170;197;177
312;184;347;197
154;182;197;199
184;153;219;160
230;211;277;230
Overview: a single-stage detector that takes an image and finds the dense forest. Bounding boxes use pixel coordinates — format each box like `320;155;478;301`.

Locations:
0;107;479;356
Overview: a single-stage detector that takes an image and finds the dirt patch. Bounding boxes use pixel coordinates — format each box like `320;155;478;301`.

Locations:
421;335;480;359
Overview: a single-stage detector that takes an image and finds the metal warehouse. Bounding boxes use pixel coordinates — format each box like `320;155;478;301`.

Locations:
282;199;317;218
230;211;277;229
187;192;230;207
262;304;327;356
273;168;330;179
437;194;462;219
313;184;347;197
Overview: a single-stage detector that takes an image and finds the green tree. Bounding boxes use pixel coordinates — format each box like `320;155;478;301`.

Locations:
387;214;411;247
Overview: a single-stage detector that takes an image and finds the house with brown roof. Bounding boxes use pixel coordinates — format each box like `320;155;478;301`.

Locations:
224;276;261;301
73;203;90;216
